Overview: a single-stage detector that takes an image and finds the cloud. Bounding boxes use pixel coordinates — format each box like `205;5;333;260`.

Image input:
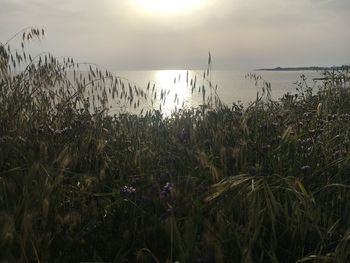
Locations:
0;0;349;69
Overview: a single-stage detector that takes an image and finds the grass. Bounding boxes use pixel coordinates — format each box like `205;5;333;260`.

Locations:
1;28;350;262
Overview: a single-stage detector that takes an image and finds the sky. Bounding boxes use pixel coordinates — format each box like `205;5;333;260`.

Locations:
0;0;349;70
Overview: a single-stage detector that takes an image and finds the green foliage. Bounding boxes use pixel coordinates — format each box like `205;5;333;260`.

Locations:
1;28;350;262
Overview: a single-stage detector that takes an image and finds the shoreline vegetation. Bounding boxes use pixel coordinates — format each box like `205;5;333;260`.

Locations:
255;66;350;81
255;66;349;71
1;28;350;263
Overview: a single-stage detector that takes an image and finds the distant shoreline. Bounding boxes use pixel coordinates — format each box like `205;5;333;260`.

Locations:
255;66;349;71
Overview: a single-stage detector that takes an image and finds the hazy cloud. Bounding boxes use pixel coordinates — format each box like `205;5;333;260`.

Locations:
0;0;349;69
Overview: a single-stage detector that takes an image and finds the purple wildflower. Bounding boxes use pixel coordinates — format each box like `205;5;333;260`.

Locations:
120;185;136;194
159;182;174;199
159;190;168;199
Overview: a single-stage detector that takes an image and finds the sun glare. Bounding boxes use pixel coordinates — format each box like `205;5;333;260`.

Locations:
135;0;204;14
154;70;191;115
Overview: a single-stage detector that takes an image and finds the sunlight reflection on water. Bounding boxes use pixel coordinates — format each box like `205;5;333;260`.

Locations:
111;70;322;116
153;70;191;115
113;70;212;116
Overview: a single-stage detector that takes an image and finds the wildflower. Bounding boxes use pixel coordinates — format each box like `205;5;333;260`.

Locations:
120;185;136;194
301;165;311;171
163;182;173;192
159;182;174;199
159;191;168;199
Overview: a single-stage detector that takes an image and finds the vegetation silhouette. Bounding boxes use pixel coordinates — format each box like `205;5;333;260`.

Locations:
1;28;350;262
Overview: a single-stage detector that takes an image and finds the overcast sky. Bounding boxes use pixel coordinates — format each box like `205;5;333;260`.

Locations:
0;0;349;70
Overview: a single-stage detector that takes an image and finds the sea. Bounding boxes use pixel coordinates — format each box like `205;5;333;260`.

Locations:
108;69;323;115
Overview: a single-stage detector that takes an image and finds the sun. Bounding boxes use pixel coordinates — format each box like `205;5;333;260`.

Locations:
135;0;204;14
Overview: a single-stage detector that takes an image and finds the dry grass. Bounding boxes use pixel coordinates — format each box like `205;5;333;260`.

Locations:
1;28;350;262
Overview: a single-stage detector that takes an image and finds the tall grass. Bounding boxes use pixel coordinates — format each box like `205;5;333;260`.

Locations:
1;28;350;262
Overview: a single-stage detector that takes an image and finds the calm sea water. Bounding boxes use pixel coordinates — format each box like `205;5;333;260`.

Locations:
110;70;322;115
